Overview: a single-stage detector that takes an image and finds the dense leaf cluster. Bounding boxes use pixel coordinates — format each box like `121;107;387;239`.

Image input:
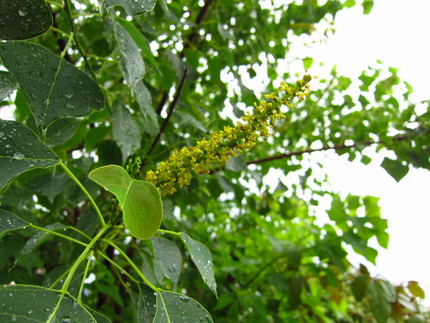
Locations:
0;0;429;322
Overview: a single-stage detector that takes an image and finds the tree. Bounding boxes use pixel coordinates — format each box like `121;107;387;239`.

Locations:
0;0;428;322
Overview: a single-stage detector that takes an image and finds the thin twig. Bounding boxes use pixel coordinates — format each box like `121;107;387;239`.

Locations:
154;0;215;116
180;0;215;57
64;0;98;81
246;133;414;165
146;67;189;157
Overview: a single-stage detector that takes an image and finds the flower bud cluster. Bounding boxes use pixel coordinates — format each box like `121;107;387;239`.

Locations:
145;75;312;194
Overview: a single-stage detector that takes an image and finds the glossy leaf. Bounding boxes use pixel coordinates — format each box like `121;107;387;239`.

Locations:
114;21;145;90
151;237;182;289
102;0;156;16
0;71;17;100
115;17;159;71
0;209;28;238
21;223;66;255
45;118;81;147
0;285;110;322
89;165;163;239
180;233;217;297
111;102;141;163
381;157;409;182
0;0;52;40
0;41;104;128
130;284;156;322
135;81;158;136
27;173;71;203
0;120;59;190
153;290;213;323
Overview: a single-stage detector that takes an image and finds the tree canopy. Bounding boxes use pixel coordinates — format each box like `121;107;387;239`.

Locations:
0;0;429;322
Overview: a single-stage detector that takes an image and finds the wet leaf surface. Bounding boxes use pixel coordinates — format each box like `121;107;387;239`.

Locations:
0;0;52;40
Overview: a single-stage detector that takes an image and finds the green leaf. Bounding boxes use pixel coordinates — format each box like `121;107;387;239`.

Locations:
0;41;104;128
376;231;389;249
135;81;158;137
89;165;163;239
180;233;217;297
102;0;156;16
0;120;59;190
115;17;159;72
0;209;28;238
14;89;31;122
303;57;313;69
407;281;425;299
0;285;110;322
45;118;81;147
344;0;356;8
130;284;156;322
151;237;182;289
362;0;374;14
407;315;427;323
0;0;52;40
0;71;18;100
111;102;141;163
351;274;369;301
153;290;214;322
21;223;66;255
367;279;396;323
114;20;145;90
381;157;409;182
327;196;347;224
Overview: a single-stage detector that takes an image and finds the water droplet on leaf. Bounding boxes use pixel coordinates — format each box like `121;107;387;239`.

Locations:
18;10;28;17
13;152;25;159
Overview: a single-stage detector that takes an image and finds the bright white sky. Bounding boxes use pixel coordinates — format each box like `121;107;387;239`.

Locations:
308;0;430;304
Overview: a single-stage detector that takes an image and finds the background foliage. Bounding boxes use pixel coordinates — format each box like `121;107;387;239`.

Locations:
0;0;429;322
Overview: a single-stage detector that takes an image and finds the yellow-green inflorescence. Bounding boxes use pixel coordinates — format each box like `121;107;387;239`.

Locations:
145;75;312;195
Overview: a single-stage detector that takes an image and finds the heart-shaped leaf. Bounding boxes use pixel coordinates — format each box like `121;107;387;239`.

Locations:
153;290;214;323
0;0;52;40
0;120;59;190
0;41;104;129
0;285;111;322
180;233;217;297
89;165;163;239
381;157;409;182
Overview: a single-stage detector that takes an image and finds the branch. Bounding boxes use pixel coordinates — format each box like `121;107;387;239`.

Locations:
64;0;97;81
155;0;215;115
180;0;215;57
146;67;189;157
246;133;414;165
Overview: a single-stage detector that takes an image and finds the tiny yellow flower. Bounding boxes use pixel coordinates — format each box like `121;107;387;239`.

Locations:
145;75;312;194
